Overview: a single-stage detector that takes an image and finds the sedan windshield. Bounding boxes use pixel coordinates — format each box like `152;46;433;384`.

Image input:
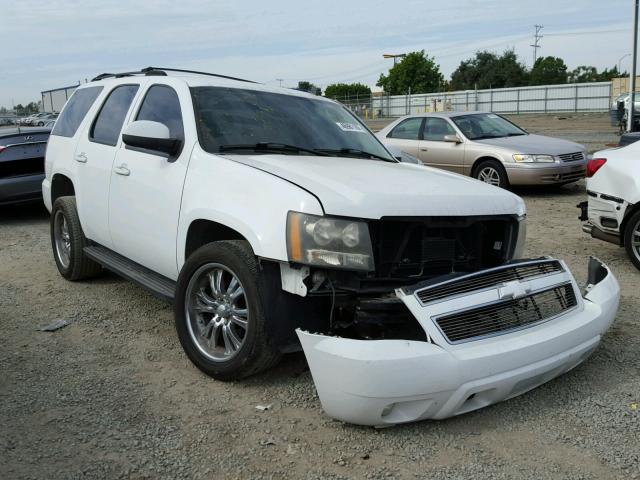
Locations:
190;87;394;161
452;113;527;140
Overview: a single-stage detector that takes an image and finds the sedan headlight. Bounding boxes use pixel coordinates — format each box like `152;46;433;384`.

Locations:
286;212;374;271
512;154;556;163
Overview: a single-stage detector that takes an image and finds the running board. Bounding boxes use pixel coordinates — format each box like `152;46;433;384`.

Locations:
84;245;176;302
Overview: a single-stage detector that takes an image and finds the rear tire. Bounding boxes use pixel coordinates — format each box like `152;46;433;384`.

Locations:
624;209;640;271
174;240;282;380
473;159;509;189
50;196;102;280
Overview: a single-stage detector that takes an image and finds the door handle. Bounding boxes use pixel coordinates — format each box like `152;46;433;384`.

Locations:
113;164;130;176
420;148;428;152
74;152;87;163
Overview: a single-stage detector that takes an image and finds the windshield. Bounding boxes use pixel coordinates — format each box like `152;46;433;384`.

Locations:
190;87;394;161
451;113;527;140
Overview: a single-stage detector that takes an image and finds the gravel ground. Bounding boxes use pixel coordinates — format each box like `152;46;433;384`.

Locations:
1;114;638;479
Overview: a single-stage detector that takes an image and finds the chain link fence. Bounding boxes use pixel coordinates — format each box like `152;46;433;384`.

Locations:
331;81;613;119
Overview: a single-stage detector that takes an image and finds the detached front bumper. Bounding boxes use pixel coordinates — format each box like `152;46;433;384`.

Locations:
297;258;619;426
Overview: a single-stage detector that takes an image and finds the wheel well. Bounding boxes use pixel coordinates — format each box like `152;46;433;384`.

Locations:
471;156;502;176
51;174;75;204
185;220;248;259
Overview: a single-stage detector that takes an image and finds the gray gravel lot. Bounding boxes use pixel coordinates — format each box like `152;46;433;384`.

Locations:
1;114;638;479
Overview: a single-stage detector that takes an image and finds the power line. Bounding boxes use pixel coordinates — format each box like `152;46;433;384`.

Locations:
530;24;543;65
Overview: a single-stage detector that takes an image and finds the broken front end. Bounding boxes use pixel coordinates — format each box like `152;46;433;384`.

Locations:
275;214;619;426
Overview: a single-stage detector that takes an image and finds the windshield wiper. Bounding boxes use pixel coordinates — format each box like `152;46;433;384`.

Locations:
315;148;396;162
219;142;330;156
506;132;527;136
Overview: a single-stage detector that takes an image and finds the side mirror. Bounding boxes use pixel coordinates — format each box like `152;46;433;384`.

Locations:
444;134;462;143
122;120;181;157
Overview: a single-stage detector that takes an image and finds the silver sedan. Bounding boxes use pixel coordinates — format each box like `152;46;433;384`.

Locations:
376;112;587;188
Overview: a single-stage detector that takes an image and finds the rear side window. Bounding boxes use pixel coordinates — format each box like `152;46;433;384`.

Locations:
51;86;103;138
90;85;139;146
136;85;184;140
388;117;423;140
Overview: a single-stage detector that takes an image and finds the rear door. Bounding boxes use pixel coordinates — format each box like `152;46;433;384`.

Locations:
418;117;465;174
382;117;424;158
73;83;141;248
108;82;191;279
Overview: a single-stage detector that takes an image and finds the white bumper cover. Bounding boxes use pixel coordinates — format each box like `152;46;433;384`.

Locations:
297;258;619;426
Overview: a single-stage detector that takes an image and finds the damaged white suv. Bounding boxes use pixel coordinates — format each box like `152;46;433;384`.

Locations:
44;67;620;426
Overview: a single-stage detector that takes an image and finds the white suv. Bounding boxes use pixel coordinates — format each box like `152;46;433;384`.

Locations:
44;67;620;426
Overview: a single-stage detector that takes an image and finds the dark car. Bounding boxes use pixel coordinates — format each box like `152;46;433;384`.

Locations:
0;127;51;205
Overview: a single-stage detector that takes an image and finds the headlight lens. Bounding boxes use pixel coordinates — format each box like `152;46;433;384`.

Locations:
287;212;374;271
512;154;556;163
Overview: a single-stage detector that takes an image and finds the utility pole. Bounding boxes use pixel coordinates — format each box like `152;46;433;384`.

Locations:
276;78;284;87
628;0;639;132
383;53;407;66
530;25;544;65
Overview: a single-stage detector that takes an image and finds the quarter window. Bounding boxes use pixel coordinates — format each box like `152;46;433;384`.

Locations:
388;118;423;140
136;85;184;140
51;86;103;138
90;85;139;146
423;118;456;141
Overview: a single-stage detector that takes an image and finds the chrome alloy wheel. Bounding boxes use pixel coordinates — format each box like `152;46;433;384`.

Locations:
477;166;501;186
53;210;71;269
185;263;249;362
631;220;640;262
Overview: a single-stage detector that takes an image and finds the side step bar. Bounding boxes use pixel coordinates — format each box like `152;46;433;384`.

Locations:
84;245;176;302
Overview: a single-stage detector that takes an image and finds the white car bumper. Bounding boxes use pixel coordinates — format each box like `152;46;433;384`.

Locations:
297;257;619;426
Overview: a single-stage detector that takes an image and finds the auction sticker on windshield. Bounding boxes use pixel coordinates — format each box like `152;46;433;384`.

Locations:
336;122;366;132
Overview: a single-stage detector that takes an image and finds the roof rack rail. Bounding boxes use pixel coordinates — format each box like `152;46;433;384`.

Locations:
91;67;256;84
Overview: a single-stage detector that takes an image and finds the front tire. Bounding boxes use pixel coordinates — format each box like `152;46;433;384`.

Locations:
50;196;102;280
624;210;640;271
174;241;281;380
473;159;509;189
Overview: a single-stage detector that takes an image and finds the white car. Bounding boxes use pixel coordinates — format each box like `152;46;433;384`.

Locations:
43;67;619;427
580;142;640;270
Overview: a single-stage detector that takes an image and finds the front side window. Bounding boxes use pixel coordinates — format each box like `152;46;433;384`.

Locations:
387;117;423;140
90;85;139;146
423;117;457;141
452;113;527;140
51;86;103;138
191;87;394;161
136;85;184;140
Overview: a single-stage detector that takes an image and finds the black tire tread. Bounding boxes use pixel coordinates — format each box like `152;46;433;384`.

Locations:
51;196;102;280
624;209;640;271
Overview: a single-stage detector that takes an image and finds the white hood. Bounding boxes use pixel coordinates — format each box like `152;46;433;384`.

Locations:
225;154;525;218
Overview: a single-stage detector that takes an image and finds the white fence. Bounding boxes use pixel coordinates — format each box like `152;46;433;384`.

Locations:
354;82;612;117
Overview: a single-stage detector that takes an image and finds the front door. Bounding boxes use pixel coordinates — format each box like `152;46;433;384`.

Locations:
418;117;465;174
108;84;190;279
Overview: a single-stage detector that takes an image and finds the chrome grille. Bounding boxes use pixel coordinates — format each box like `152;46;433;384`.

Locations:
415;260;563;305
558;152;585;162
435;283;577;343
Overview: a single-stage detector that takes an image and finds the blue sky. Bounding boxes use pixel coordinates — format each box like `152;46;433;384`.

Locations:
0;0;635;106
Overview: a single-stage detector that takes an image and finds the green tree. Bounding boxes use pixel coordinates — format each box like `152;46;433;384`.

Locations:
376;50;444;95
568;65;599;83
597;66;626;81
529;56;568;85
324;82;371;101
450;49;529;90
296;81;321;95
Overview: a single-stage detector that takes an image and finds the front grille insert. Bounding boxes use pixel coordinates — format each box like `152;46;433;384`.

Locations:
435;283;577;343
415;260;563;305
558;152;585;162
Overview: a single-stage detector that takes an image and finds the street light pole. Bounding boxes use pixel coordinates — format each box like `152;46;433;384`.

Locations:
383;53;406;66
628;0;639;133
619;53;631;73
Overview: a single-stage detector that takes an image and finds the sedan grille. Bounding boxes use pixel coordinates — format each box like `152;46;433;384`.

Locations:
415;260;563;305
434;283;577;343
558;152;585;162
